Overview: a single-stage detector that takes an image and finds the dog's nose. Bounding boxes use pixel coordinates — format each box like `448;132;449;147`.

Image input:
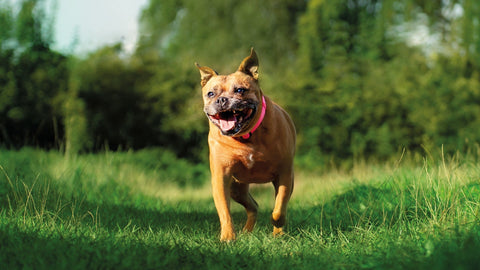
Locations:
217;97;228;107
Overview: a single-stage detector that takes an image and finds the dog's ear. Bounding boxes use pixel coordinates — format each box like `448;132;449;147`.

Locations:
195;63;218;87
237;48;259;80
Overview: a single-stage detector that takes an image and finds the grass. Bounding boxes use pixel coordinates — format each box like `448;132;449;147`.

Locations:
1;147;480;269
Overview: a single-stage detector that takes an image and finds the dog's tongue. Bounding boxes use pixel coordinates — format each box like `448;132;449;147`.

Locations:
219;115;236;131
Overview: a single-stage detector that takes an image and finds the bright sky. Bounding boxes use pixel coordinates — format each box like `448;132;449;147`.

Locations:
52;0;149;54
10;0;150;54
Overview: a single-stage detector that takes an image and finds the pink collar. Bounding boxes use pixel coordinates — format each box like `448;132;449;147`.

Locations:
241;96;266;139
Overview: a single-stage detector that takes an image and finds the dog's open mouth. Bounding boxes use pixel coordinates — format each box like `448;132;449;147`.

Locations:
208;108;255;135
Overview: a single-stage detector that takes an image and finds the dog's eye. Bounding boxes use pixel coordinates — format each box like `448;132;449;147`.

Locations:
235;88;247;94
207;91;215;98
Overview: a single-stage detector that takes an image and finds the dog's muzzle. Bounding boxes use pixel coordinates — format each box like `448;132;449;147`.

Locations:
206;98;257;136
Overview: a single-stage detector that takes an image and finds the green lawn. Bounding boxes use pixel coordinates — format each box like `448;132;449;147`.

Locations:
1;148;480;269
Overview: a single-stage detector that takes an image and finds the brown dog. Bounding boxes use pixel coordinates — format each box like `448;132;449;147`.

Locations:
196;48;296;241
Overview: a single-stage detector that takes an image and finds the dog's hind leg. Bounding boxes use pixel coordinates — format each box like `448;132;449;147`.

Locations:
231;181;258;232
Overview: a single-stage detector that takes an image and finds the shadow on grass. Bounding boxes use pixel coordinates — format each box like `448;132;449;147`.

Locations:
0;197;314;270
3;163;480;270
3;188;480;270
0;218;256;270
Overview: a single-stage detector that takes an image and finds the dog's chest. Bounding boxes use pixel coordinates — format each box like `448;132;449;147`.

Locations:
239;152;257;170
231;148;277;183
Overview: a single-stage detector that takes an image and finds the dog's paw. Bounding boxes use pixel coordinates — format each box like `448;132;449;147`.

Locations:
273;226;285;237
220;231;236;242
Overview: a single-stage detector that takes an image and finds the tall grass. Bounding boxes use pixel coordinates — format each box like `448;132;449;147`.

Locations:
1;147;480;269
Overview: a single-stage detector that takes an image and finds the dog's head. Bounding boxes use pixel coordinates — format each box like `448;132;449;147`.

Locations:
196;48;263;137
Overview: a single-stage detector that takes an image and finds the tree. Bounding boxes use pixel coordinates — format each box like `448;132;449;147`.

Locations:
137;0;305;72
0;0;68;148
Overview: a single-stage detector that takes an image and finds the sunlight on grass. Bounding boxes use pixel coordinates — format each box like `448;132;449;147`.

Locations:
47;150;213;204
2;148;480;269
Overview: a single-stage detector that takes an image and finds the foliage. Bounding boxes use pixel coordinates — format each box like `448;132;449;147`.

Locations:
70;43;206;159
63;68;91;155
137;0;305;72
2;0;480;163
0;0;68;149
286;0;480;163
1;149;480;269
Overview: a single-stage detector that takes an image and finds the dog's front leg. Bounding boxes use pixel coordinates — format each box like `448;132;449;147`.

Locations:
271;171;294;236
211;172;235;241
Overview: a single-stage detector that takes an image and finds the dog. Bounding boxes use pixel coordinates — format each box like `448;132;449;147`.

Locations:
196;48;296;241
